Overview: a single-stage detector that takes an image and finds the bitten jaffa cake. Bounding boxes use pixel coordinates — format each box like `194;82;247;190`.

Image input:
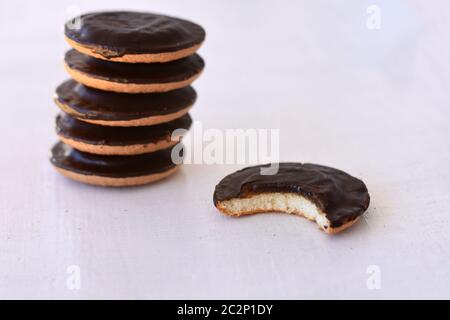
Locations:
50;11;205;187
214;163;370;234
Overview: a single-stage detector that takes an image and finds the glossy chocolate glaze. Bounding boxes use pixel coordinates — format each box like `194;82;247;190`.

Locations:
51;142;180;178
55;80;196;121
65;11;206;57
213;163;370;227
56;113;192;146
65;50;205;84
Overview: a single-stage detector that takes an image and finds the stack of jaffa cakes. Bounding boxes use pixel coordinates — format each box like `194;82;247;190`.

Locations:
50;11;205;187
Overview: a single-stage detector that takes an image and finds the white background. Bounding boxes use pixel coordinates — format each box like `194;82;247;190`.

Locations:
0;0;449;299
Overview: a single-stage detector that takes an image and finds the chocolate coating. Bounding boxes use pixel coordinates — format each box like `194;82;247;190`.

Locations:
65;11;206;57
65;50;205;84
50;142;181;178
56;113;192;146
213;163;370;227
55;79;196;121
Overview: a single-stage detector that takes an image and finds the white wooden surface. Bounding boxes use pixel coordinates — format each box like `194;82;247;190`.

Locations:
0;0;449;299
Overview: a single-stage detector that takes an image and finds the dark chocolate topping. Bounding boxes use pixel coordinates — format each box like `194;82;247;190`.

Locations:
65;11;206;57
65;50;205;84
51;142;180;178
56;113;192;146
213;163;370;227
55;79;196;121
